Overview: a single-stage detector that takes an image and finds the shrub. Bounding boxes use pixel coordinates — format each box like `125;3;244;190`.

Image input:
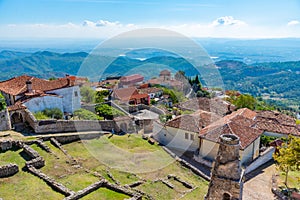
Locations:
34;111;50;120
73;108;103;120
95;104;125;120
42;108;63;119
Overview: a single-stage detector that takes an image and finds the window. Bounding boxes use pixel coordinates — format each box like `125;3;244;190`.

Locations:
190;134;194;141
74;91;78;97
185;132;189;140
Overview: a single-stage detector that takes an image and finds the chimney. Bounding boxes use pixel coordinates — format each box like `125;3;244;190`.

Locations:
205;134;243;200
26;80;33;93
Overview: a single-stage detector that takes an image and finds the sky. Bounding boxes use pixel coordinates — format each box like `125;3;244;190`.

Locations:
0;0;300;39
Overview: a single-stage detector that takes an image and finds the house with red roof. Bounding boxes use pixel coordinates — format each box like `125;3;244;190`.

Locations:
112;87;149;105
0;75;81;124
119;74;144;88
154;110;221;152
195;108;263;166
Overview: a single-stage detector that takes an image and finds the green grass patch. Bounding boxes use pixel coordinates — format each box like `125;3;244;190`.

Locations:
180;187;207;200
81;187;130;200
59;171;100;192
279;170;300;189
137;180;177;199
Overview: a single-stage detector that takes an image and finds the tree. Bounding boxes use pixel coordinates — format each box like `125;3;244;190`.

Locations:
273;136;300;187
80;86;96;103
0;93;6;111
234;94;257;110
95;104;125;120
95;90;110;103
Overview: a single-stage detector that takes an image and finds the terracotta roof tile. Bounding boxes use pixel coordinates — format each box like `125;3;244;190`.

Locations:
120;74;144;83
254;111;300;136
138;87;162;94
179;97;235;116
112;87;139;101
166;110;221;133
0;75;71;96
200;108;263;150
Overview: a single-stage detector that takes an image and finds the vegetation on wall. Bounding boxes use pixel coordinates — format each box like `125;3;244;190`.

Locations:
95;104;125;120
34;108;63;120
73;108;103;120
0;93;6;111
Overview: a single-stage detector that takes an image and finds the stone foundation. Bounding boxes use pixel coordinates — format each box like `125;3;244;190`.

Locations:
0;163;19;178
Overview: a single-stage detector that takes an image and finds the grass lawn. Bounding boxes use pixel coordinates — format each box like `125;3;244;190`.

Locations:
278;170;300;189
1;133;209;199
0;146;64;199
81;187;130;200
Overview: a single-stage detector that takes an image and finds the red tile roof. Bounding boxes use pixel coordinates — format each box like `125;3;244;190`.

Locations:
200;108;263;150
120;74;144;84
179;97;235;116
139;87;162;94
159;70;171;76
166;110;222;133
254;110;300;136
0;75;72;96
112;87;139;101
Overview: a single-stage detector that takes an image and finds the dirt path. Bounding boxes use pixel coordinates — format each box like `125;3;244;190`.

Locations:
243;163;277;200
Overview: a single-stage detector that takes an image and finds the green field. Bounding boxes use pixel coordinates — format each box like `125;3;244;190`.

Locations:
0;134;208;199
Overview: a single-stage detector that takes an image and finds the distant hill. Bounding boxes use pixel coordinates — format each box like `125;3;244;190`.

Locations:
0;50;299;107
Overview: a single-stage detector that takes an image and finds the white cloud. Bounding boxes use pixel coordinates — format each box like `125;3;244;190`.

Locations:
82;19;121;27
211;16;246;26
287;20;300;26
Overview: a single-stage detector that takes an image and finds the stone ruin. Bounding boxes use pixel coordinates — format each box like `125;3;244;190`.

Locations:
205;134;243;200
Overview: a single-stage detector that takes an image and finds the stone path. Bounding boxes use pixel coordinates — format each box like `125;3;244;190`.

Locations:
243;162;278;200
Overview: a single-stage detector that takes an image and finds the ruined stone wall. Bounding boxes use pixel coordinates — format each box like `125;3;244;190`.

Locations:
41;132;103;144
0;109;11;131
34;120;115;133
0;164;19;177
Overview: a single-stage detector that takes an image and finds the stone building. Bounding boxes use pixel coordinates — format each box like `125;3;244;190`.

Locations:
205;134;243;200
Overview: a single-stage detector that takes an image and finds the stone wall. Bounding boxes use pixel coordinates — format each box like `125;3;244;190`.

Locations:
34;120;115;133
0;109;11;131
41;132;103;144
0;163;19;177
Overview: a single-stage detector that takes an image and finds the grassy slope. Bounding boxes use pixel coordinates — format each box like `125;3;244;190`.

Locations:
0;134;208;199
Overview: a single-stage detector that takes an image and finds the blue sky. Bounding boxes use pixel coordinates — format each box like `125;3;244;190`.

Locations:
0;0;300;38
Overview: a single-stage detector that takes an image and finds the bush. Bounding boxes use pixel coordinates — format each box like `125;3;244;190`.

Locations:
42;108;63;119
34;108;63;120
73;108;103;120
80;86;96;103
95;104;125;120
33;111;50;120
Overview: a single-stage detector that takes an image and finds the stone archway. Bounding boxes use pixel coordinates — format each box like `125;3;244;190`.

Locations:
11;112;23;124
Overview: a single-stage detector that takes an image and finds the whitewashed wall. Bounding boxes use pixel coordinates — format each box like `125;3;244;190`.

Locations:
48;86;81;113
24;96;63;113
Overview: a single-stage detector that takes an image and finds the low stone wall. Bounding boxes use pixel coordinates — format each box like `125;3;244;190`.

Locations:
0;140;13;151
64;180;107;200
245;147;275;174
0;163;19;178
41;132;104;144
35;120;115;134
26;156;45;169
0;109;11;131
23;144;40;159
27;166;74;196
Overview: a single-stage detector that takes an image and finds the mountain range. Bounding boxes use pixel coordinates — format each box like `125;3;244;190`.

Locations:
0;50;299;109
